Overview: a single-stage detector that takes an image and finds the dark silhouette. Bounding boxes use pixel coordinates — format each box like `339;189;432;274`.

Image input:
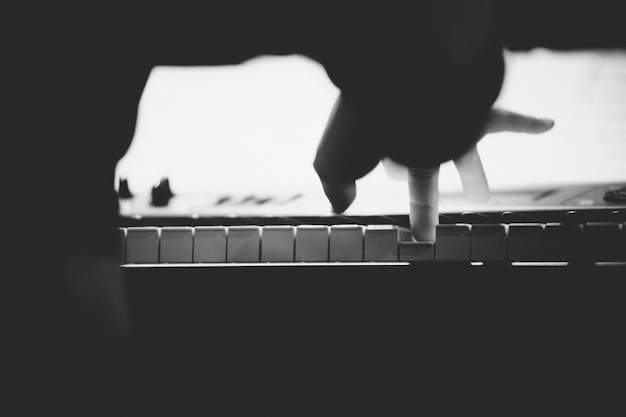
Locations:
2;1;625;415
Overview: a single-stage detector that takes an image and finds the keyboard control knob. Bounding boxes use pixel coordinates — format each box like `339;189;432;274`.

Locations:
117;178;133;199
604;186;626;204
151;178;174;207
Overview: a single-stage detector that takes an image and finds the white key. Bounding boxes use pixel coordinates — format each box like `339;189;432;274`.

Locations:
193;226;227;262
398;241;434;261
295;225;329;262
507;223;544;261
329;225;364;262
160;227;193;263
544;223;582;261
435;224;470;261
470;224;506;262
126;227;160;264
227;226;261;262
583;222;622;261
364;225;399;261
261;225;295;262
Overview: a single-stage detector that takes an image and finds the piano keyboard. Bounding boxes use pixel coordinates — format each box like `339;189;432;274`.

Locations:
119;209;626;417
118;209;626;265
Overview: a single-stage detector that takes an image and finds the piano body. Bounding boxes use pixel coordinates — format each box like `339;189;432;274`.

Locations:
110;51;626;415
116;191;625;416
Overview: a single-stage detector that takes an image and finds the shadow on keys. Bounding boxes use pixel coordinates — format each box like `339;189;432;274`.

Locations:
3;2;626;416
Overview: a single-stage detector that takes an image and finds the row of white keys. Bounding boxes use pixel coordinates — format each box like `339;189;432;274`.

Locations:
435;223;548;262
120;222;625;264
121;224;410;264
435;222;626;262
400;223;572;262
117;224;464;264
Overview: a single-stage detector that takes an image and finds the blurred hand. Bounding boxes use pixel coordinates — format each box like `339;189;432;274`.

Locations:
315;106;555;242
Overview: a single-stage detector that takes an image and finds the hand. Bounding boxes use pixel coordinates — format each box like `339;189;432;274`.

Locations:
315;106;555;242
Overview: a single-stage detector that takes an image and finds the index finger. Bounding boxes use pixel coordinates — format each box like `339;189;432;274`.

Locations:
408;166;440;242
313;94;385;213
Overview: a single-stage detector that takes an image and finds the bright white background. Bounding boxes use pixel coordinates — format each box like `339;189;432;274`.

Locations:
116;50;626;214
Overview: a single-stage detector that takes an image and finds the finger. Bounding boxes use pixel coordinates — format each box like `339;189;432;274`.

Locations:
453;144;490;203
318;178;357;214
484;109;555;135
313;94;384;213
408;166;439;242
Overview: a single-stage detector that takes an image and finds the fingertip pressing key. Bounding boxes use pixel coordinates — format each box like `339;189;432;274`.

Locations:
408;166;440;242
